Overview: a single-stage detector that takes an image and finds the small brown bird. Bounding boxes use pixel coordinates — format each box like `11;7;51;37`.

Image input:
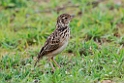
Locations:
34;14;74;70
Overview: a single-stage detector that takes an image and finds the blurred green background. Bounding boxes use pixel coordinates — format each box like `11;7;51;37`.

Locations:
0;0;124;83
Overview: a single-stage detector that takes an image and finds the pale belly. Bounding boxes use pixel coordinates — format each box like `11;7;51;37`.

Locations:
46;41;68;57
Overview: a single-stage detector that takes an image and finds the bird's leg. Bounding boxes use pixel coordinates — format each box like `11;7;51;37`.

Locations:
51;57;60;68
48;57;55;71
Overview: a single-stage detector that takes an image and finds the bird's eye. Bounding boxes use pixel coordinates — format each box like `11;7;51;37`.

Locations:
65;17;67;19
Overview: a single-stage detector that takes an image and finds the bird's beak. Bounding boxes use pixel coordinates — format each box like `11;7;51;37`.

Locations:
71;15;75;19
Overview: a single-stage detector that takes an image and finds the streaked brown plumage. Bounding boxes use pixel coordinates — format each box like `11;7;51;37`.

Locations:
34;14;73;70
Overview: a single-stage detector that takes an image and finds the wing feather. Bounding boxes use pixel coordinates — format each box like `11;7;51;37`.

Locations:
38;31;61;57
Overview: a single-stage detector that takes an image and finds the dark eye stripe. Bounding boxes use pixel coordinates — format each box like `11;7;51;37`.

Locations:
61;19;64;23
65;17;67;19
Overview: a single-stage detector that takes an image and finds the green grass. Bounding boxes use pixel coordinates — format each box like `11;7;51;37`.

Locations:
0;0;124;83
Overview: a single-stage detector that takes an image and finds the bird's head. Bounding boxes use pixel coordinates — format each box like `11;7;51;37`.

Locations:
57;13;74;27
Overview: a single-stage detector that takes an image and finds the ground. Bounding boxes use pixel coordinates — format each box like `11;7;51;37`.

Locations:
0;0;124;83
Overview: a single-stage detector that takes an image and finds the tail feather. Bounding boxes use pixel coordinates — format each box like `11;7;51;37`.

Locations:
34;58;40;67
34;47;44;67
34;54;43;67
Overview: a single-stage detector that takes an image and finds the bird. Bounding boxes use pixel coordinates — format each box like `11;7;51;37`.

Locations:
34;13;74;70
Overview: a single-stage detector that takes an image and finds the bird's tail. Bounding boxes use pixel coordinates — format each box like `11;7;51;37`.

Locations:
34;54;43;67
34;48;44;67
34;58;40;67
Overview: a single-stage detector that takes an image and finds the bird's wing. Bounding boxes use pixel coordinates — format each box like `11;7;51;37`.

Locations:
34;31;61;67
38;30;62;57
